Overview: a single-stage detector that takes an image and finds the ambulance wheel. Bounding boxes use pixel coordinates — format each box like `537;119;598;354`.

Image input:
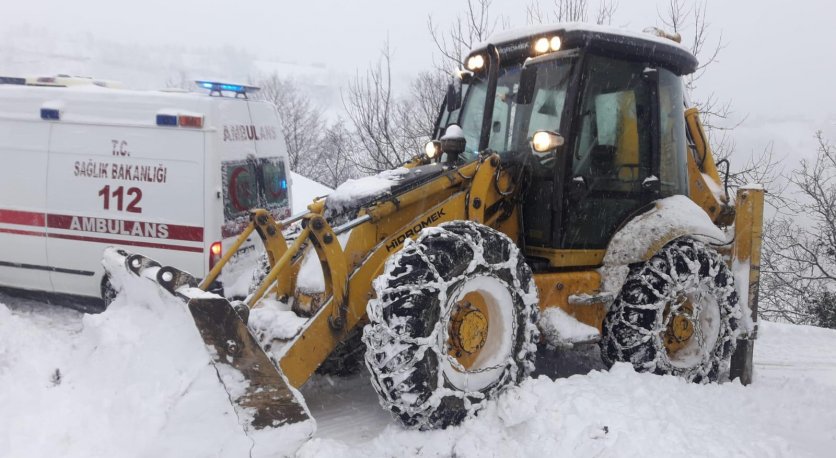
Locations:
363;221;539;429
101;275;118;310
600;238;741;383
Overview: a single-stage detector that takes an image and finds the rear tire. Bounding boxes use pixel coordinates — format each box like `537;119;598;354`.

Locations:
363;221;539;429
600;238;740;382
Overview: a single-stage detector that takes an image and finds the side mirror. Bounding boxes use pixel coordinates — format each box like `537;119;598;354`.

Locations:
530;130;564;153
516;65;537;105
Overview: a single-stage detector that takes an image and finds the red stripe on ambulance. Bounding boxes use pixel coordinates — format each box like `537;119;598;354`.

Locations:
0;209;45;226
46;214;203;242
0;209;204;247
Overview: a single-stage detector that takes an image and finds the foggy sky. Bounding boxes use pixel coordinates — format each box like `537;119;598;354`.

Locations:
4;0;836;158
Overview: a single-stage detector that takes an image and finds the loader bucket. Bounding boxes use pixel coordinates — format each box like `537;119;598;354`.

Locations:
101;248;315;456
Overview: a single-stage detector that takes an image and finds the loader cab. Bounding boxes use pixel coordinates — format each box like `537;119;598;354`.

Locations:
436;25;697;265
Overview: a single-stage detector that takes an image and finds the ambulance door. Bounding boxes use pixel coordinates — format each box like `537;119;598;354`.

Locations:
45;123;205;298
248;101;292;221
213;98;265;295
0;118;52;293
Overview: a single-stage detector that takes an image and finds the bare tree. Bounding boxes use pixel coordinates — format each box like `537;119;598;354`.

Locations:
396;70;448;151
428;0;508;72
526;0;619;26
656;0;740;161
760;132;836;327
256;74;324;179
317;119;359;189
343;42;446;174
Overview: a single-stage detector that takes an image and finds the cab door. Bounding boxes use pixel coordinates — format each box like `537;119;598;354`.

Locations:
559;55;658;249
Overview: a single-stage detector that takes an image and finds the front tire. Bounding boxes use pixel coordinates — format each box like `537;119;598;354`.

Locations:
600;237;741;382
363;221;539;429
101;275;118;310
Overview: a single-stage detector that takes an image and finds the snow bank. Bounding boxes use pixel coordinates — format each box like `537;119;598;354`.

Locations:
300;320;836;457
0;271;254;457
291;171;333;213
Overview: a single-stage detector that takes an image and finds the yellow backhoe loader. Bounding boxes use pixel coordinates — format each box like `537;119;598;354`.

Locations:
104;24;764;456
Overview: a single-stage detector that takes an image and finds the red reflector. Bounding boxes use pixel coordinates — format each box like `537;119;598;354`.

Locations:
179;115;204;128
209;241;222;269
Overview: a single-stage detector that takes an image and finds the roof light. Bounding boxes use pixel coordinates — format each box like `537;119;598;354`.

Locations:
549;36;562;51
195;80;260;98
40;108;60;121
466;54;485;71
534;37;550;54
156;114;178;126
178;115;204;128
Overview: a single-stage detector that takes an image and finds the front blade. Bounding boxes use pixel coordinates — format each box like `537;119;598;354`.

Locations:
186;297;315;452
103;247;316;455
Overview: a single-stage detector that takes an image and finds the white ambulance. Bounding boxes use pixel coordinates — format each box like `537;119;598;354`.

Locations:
0;76;292;310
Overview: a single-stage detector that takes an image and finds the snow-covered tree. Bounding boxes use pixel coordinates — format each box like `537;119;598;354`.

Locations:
761;132;836;328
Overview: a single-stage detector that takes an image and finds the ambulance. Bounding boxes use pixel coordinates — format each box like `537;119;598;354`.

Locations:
0;76;292;311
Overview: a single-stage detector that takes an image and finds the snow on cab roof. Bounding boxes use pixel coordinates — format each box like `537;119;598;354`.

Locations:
470;22;698;76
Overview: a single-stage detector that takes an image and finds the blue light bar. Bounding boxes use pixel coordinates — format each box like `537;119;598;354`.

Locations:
195;80;260;98
156;114;178;126
41;108;60;120
281;179;287;190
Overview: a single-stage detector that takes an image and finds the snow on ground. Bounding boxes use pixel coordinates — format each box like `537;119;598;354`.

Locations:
1;286;835;457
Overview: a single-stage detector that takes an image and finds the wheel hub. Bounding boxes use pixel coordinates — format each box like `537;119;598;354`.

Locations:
663;297;696;355
449;292;490;368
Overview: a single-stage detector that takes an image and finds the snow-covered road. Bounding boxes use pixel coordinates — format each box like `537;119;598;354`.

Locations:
1;288;835;457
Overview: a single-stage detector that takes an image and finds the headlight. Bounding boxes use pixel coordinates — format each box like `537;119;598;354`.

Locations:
533;36;561;55
425;140;442;159
466;54;485;71
534;37;550;54
531;130;565;153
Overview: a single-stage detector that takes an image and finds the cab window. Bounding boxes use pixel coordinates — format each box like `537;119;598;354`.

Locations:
658;68;688;196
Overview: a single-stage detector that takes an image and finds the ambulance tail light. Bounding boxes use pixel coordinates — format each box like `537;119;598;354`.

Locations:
209;241;223;270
